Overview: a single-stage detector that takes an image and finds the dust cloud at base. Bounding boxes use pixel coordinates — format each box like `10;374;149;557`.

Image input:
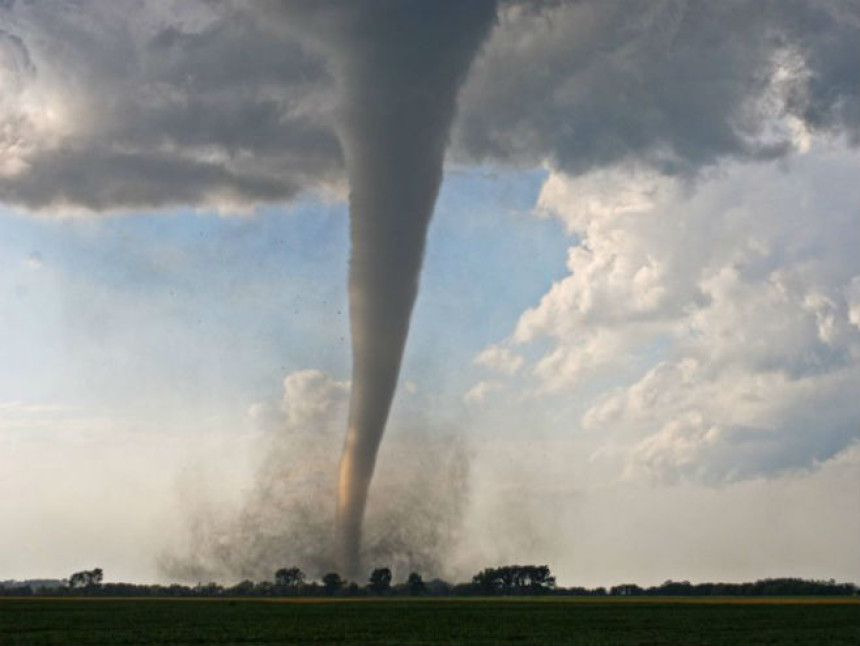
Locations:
160;371;470;583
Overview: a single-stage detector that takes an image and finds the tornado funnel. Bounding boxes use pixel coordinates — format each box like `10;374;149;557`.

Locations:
329;2;497;579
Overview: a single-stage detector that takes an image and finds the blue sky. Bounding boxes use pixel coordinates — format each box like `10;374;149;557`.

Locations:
1;167;563;421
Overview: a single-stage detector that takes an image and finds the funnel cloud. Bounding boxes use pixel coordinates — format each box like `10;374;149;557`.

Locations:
292;2;497;577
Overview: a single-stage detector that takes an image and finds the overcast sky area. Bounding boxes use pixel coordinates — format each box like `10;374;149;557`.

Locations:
1;1;859;587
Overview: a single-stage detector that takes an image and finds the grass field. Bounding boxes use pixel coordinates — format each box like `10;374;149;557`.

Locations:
1;597;857;645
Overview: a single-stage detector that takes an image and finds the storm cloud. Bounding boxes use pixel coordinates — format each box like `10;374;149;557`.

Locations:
1;1;857;211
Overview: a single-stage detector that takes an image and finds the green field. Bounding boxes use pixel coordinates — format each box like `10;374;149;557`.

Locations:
1;597;857;645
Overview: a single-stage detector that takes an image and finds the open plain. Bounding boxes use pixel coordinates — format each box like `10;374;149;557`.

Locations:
1;597;858;646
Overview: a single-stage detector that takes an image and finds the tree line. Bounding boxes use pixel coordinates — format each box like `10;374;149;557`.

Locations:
1;566;856;597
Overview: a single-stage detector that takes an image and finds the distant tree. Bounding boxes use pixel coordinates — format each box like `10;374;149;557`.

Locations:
519;565;555;593
471;565;555;595
657;580;693;596
407;572;426;595
369;568;392;595
68;568;103;590
275;567;305;590
425;578;453;596
0;584;33;597
610;584;643;596
322;572;344;596
194;582;223;596
471;567;500;594
229;580;255;596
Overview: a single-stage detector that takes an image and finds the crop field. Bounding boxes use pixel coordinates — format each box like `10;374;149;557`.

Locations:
1;597;858;645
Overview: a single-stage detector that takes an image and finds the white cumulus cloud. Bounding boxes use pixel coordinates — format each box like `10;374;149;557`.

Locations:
464;380;503;405
493;142;860;482
474;344;524;375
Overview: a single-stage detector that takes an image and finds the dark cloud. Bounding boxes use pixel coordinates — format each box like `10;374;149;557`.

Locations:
0;1;342;211
1;1;857;211
454;0;859;175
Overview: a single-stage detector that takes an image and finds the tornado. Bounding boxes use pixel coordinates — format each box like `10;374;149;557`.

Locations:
320;2;497;578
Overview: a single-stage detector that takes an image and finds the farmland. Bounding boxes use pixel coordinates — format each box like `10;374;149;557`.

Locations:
1;597;858;645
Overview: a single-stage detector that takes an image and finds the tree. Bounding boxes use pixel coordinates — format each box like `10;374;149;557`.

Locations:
610;583;643;596
369;568;392;595
407;572;426;595
471;565;555;595
228;579;255;596
275;567;305;589
519;565;555;593
68;568;103;590
472;567;500;594
322;572;343;596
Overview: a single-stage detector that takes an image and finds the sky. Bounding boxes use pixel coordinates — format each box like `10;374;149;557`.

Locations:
1;1;859;587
